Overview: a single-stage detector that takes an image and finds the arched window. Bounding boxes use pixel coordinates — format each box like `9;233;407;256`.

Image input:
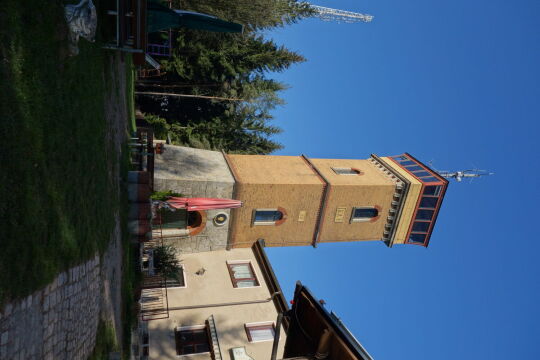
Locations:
253;209;283;225
350;207;379;222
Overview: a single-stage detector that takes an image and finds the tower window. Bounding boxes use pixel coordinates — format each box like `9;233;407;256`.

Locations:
332;167;362;175
408;233;427;244
253;209;283;225
416;209;434;221
423;186;442;196
412;221;430;232
419;197;438;209
405;165;423;172
350;207;379;222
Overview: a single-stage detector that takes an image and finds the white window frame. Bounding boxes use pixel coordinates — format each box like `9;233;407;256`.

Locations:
251;208;283;226
244;321;276;343
167;264;187;289
350;207;378;223
226;260;261;289
331;167;361;175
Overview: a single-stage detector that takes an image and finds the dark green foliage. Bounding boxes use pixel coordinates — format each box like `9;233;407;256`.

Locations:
150;190;184;201
172;0;316;32
88;320;118;360
144;114;170;139
153;245;183;282
137;1;311;154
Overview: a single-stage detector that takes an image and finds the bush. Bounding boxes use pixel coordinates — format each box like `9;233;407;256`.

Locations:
153;245;182;281
150;190;184;201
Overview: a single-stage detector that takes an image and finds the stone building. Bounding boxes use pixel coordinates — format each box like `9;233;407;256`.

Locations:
154;146;448;252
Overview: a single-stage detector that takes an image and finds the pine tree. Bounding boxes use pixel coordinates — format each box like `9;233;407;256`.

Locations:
172;0;316;32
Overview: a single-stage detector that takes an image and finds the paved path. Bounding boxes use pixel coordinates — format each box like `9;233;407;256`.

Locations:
0;52;129;360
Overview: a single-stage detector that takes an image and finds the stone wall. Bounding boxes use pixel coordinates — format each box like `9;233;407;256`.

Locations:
0;256;101;360
154;146;236;253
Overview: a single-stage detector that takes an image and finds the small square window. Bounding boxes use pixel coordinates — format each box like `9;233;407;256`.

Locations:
416;209;434;221
420;176;439;183
332;167;361;175
405;165;423;172
419;197;438;209
245;323;275;342
175;327;210;356
412;221;430;232
423;186;442;196
400;160;416;166
227;262;259;288
412;171;431;178
408;233;427;244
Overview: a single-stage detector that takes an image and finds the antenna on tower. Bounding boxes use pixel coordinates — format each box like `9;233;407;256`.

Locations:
429;162;494;182
309;4;374;23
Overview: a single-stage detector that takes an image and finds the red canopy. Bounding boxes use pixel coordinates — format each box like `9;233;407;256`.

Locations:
166;197;243;211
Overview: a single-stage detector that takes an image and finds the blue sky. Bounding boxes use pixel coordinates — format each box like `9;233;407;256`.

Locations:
264;0;540;359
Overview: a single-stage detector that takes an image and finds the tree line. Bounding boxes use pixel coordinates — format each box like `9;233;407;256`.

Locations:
137;0;315;154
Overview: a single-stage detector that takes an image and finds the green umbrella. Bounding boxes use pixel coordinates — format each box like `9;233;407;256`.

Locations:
147;0;243;34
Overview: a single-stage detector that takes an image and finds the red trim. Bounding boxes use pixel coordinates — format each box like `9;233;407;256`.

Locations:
244;323;275;342
188;210;206;236
227;262;259;288
388;154;449;247
369;205;382;223
274;207;288;226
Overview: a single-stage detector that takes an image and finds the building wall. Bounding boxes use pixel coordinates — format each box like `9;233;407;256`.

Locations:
310;159;396;242
154;146;235;253
226;155;323;185
380;157;423;244
226;155;324;248
147;248;286;360
230;183;324;247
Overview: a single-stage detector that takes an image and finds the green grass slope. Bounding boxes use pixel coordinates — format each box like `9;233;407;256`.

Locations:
0;0;125;304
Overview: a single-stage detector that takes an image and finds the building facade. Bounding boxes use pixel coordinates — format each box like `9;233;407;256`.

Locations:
154;146;448;252
141;242;289;360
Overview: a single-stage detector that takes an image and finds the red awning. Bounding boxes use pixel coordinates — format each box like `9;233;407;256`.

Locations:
166;197;243;211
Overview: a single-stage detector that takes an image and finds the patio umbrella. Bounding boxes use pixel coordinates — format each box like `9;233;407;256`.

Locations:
166;197;243;211
147;0;244;34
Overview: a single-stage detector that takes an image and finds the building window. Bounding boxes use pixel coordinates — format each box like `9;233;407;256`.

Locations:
419;197;438;209
350;207;379;222
408;233;427;244
253;209;283;225
412;221;430;232
332;167;361;175
175;326;210;356
227;261;259;288
245;323;275;342
416;209;434;221
166;265;186;288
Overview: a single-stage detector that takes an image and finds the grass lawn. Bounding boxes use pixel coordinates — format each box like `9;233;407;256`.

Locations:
0;0;129;304
88;320;119;360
